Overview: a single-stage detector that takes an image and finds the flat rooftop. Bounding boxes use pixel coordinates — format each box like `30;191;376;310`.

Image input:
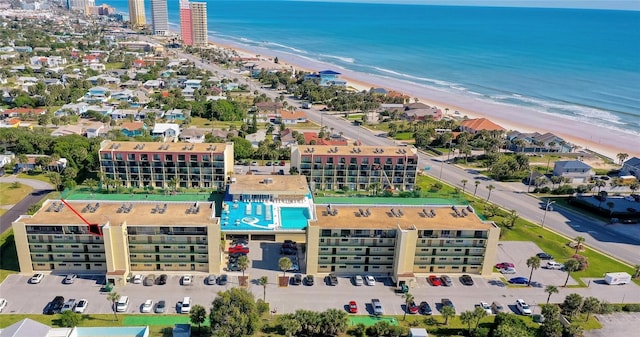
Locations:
228;175;309;195
100;140;230;153
295;145;417;157
313;205;492;230
20;200;215;226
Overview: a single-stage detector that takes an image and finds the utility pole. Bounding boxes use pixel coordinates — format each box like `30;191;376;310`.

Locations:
541;199;556;228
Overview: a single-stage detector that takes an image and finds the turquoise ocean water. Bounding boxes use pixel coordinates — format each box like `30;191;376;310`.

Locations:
107;0;640;135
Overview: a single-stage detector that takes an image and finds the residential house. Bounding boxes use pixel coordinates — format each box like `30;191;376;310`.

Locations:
1;108;47;119
110;89;133;102
51;124;84;137
370;87;389;95
304;70;346;86
15;155;67;173
182;86;196;100
89;63;106;72
246;130;267;148
621;157;640;181
403;103;443;121
86;75;120;86
164;109;189;122
151;123;180;138
109;109;144;120
279;110;308;125
552;160;595;184
179;128;205;143
143;79;164;89
253;102;282;123
507;131;572;153
43;78;62;86
0;153;15;169
29;56;67;67
459;118;505;135
378;103;404;113
184;79;202;89
85;122;107;138
84;105;114;117
120;121;146;137
278;129;298;147
82;54;101;65
83;86;111;103
220;82;239;91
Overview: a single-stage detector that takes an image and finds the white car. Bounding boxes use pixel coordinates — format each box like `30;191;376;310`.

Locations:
365;275;376;286
74;299;88;313
476;301;492;315
500;267;517;274
182;275;192;285
30;273;44;284
132;274;143;284
353;275;364;286
516;299;532;315
141;299;153;313
61;299;76;313
0;298;7;312
545;261;564;270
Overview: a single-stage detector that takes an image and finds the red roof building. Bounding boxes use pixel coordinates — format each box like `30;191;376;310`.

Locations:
459;118;505;134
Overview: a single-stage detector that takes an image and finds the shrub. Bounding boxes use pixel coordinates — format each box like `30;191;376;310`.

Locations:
256;299;269;316
572;254;589;271
623;304;640;312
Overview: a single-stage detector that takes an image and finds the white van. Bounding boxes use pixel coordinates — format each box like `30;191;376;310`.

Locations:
116;296;129;312
180;297;191;314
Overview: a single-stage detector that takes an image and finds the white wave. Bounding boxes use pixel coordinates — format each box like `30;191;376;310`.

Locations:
265;42;308;54
318;54;356;64
371;67;455;87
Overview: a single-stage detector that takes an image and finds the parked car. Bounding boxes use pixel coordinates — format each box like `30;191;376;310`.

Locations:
516;299;532;315
155;300;166;313
428;275;442;286
372;299;384;316
132;274;143;284
365;275;376;286
419;301;432;315
30;273;44;284
327;273;338;286
63;274;77;284
182;275;192;285
460;274;474;286
441;298;455;313
61;299;76;313
229;245;250;254
292;274;302;285
74;299;88;313
281;247;297;255
44;296;64;315
353;275;364;286
282;240;297;249
491;301;505;314
157;274;167;285
141;299;153;313
509;277;529;285
217;274;228;285
206;274;217;285
0;298;7;312
537;252;554;260
143;274;156;286
440;275;452;286
407;300;419;314
495;262;515;269
500;267;517;274
305;274;315;286
349;300;358;313
544;261;564;270
475;301;492;315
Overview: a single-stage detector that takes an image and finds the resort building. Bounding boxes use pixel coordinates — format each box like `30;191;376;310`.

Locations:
190;2;208;47
150;0;169;36
127;0;146;27
290;145;419;192
98;140;234;190
67;0;95;14
179;0;193;46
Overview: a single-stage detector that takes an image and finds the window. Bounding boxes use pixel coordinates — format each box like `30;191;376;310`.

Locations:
93;254;102;257
34;245;43;248
320;247;329;251
95;263;102;267
165;155;173;161
55;245;64;248
153;154;160;161
339;257;347;260
128;154;135;160
178;155;186;161
164;255;172;258
339;247;348;251
178;246;186;249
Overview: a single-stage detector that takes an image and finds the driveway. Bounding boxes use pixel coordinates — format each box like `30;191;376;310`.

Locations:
0;176;54;233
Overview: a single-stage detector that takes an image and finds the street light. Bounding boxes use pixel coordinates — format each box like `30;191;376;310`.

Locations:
541;199;556;228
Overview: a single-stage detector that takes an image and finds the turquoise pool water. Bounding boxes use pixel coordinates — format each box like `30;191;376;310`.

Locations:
280;207;310;229
74;326;149;336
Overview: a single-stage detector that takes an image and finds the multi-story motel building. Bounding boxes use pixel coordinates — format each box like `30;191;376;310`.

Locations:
99;140;234;190
290;145;418;192
13;199;221;286
12;176;498;286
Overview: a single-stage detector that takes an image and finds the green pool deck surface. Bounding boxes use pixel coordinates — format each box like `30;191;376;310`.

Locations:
123;315;209;326
62;190;221;202
348;316;399;326
315;196;468;205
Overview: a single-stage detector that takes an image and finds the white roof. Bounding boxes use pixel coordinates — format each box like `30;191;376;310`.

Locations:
152;123;180;133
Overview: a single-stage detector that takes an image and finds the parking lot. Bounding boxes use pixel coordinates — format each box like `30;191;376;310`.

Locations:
2;240;639;316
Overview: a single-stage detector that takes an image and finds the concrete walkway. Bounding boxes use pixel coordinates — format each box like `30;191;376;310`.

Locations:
0;175;54;233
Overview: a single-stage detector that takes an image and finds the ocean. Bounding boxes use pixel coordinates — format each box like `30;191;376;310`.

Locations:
107;0;640;136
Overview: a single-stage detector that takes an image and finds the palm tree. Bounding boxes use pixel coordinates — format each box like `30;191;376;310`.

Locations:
258;276;268;301
278;257;292;277
563;259;581;287
441;305;455;325
616;152;629;165
107;292;121;321
526;255;541;286
486;184;495;201
473;181;481;196
402;292;414;320
545;285;559;304
573;236;586;254
634;264;640;279
460;310;475;334
461;179;468;194
237;255;250;277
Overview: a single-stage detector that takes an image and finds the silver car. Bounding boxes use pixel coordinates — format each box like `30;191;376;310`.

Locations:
372;298;384;315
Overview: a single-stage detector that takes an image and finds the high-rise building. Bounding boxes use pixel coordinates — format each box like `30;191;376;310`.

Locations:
128;0;146;27
150;0;169;36
179;0;193;46
190;2;208;46
67;0;95;14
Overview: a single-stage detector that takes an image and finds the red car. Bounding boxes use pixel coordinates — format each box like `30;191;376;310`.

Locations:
495;262;515;269
349;301;358;313
428;275;442;286
407;300;419;314
228;245;249;254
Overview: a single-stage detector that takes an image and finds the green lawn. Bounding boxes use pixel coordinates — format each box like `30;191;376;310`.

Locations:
393;132;414;140
105;62;125;70
17;172;53;184
189;117;244;129
0;182;34;205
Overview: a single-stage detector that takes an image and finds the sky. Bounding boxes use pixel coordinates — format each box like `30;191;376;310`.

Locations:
293;0;640;11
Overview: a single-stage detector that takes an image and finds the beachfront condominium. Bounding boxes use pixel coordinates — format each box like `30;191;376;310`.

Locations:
190;2;208;46
128;0;146;27
290;145;418;192
179;0;193;46
98;141;234;190
67;0;95;14
150;0;169;36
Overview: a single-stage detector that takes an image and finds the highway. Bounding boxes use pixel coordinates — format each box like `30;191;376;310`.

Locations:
157;40;640;266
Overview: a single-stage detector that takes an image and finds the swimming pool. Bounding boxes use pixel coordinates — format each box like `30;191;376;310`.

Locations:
221;201;275;230
280;207;310;229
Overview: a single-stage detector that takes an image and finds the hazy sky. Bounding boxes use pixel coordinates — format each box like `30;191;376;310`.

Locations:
294;0;640;11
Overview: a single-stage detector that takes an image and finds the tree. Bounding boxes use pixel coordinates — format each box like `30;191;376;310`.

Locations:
107;292;121;321
402;292;414;320
526;255;541;286
573;236;585;254
486;184;495;201
460;310;475;335
83;178;98;192
505;209;519;228
617;152;629;165
562;293;583;319
46;172;63;191
258;276;268;301
582;296;600;320
633;264;640;279
473;306;488;330
320;308;349;336
474;180;481;196
190;304;207;332
545;285;559;304
209;288;259;337
461;179;468;194
440;305;455;325
237;255;249;277
278;257;292;277
60;310;81;327
540;304;563;337
563;259;581;287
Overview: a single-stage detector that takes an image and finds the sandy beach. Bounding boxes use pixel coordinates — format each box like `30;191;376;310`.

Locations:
202;37;638;161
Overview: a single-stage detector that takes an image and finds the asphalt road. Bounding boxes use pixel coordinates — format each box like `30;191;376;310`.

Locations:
0;176;54;233
150;38;640;265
